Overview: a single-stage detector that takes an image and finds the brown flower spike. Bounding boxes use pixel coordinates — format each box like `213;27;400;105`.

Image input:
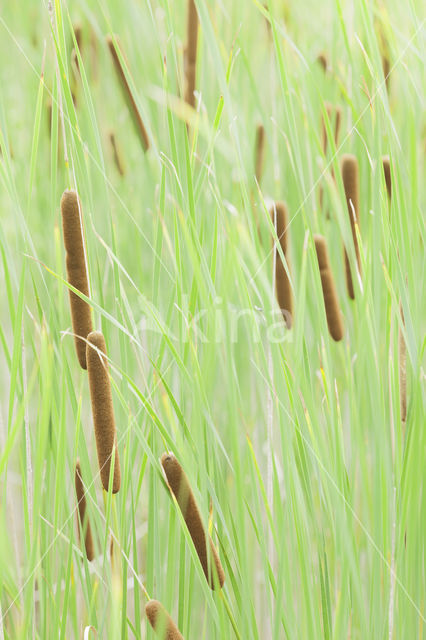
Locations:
61;190;93;369
382;156;392;201
106;35;150;152
75;460;95;561
86;331;121;493
270;201;293;328
184;0;199;109
314;235;344;342
145;600;184;640
161;453;225;589
341;154;361;299
254;123;266;185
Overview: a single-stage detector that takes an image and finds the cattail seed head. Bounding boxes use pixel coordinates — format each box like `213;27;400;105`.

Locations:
321;103;333;154
61;189;93;369
382;53;390;92
341;154;361;299
317;52;329;73
161;453;225;589
334;105;342;146
145;600;184;640
314;235;344;341
254;123;266;185
106;35;150;152
87;331;121;493
75;460;95;561
320;104;342;215
184;0;199;109
109;131;125;176
382;155;391;201
270;202;293;328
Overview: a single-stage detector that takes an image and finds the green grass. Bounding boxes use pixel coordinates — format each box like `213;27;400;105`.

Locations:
0;0;424;638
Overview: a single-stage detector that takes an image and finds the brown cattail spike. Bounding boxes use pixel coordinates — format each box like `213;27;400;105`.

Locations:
341;154;361;299
320;104;342;215
254;123;266;185
334;106;342;147
399;302;407;423
61;190;93;369
109;131;125;176
317;52;328;72
161;453;225;589
184;0;199;109
87;331;121;493
106;35;150;152
321;103;333;155
145;600;184;640
382;155;391;201
75;460;95;561
270;202;293;328
314;235;344;341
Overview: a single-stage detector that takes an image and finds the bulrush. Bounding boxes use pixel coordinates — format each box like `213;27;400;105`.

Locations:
145;600;184;640
109;131;125;176
399;303;407;423
75;460;95;561
317;51;329;73
270;201;293;328
341;154;361;299
184;0;199;109
61;189;93;369
106;35;150;152
161;453;225;589
314;235;344;341
254;123;266;185
86;331;121;493
382;156;392;201
320;104;342;213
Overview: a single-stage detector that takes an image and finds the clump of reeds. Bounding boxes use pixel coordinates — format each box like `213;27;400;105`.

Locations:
341;154;361;299
382;155;392;201
399;302;407;424
106;35;150;152
61;190;93;369
86;331;121;493
314;235;344;341
109;131;126;176
270;201;293;328
161;453;225;589
254;123;266;186
75;460;95;561
184;0;199;109
145;600;184;640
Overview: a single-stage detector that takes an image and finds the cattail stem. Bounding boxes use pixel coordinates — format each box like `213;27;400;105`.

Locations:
254;124;265;186
145;600;184;640
270;202;293;328
184;0;199;109
106;35;150;152
341;154;361;299
61;190;93;369
314;235;344;341
161;453;225;589
75;460;95;561
382;156;392;201
87;331;121;493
